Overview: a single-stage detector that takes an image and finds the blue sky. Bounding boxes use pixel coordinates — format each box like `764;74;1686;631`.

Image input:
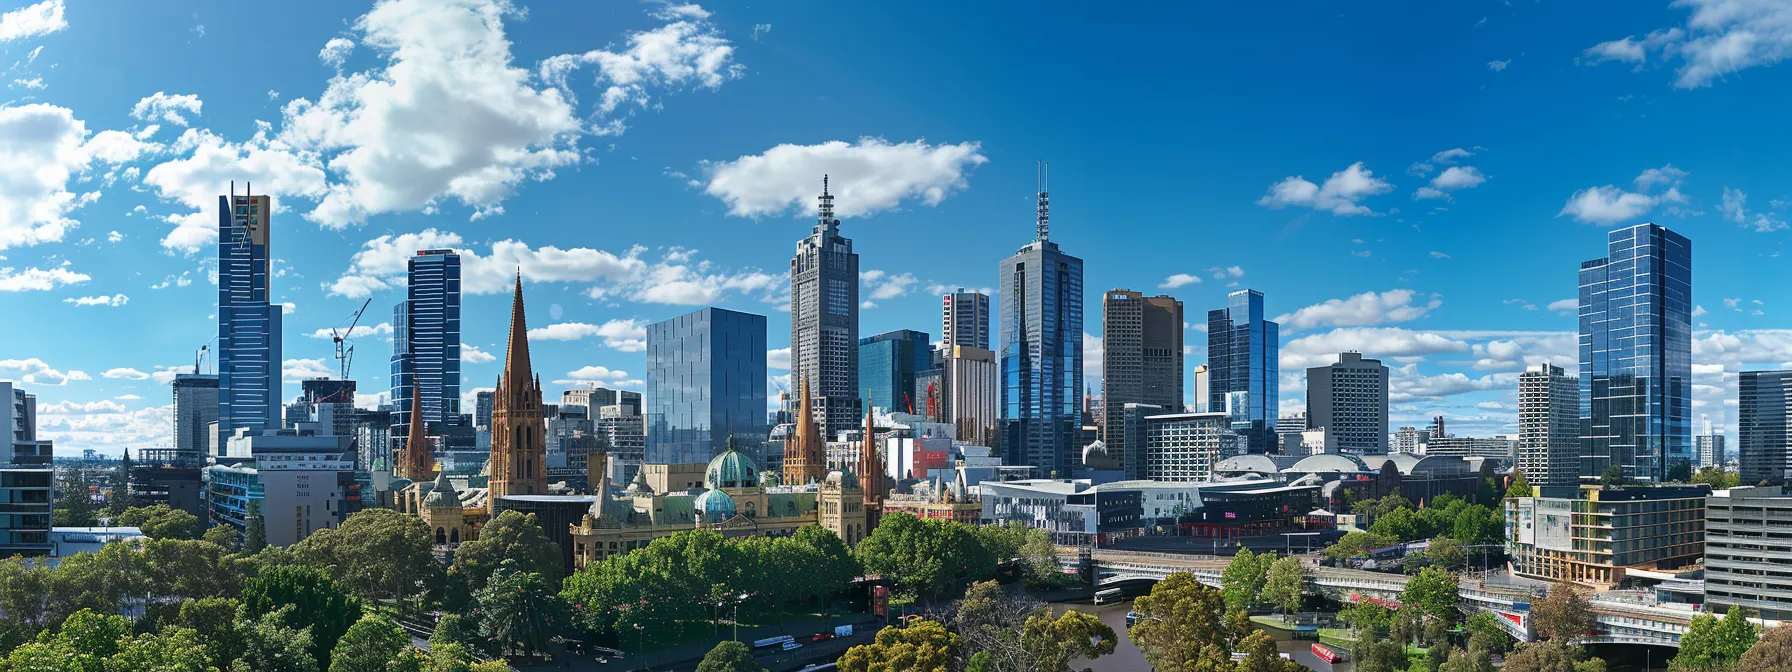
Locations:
2;0;1790;456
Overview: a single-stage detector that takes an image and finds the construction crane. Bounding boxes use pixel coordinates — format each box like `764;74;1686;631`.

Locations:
332;298;373;380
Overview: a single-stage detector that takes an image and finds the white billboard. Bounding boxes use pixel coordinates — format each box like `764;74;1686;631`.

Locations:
1515;499;1535;545
1535;498;1572;552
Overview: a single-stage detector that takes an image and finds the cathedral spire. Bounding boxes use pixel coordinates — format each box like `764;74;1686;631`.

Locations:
503;272;534;402
403;385;431;480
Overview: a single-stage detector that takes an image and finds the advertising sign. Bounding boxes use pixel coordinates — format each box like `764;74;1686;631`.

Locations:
1515;499;1535;545
1535;498;1572;552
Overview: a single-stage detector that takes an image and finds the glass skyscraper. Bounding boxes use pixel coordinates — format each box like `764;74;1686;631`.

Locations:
1207;289;1278;452
645;307;769;465
859;329;931;415
999;176;1084;478
1579;222;1692;484
391;248;462;438
1739;370;1792;486
217;191;281;440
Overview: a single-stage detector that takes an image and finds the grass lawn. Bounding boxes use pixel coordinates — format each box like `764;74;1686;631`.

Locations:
1317;628;1357;649
1249;615;1300;631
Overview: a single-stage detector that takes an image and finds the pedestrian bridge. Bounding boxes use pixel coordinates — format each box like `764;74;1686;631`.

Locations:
1074;550;1695;647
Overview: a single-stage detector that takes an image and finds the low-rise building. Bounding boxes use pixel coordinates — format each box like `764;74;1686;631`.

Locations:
1505;485;1707;587
1706;485;1792;619
978;477;1318;544
1;382;52;558
1424;436;1516;459
206;425;363;548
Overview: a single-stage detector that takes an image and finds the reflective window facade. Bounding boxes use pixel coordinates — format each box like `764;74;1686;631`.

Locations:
391;249;462;438
1739;370;1792;485
1207;289;1278;452
217;194;281;439
999;239;1084;478
646;308;769;466
859;329;931;415
1579;223;1692;483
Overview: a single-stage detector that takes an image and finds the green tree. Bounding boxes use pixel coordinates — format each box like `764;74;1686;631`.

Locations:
55;471;98;528
429;613;489;658
0;557;54;651
966;651;992;672
1506;472;1533;499
142;537;247;603
1018;608;1117;672
1324;531;1396;562
1261;555;1304;622
1734;624;1792;672
971;522;1027;561
240;566;363;667
1370;507;1423;542
326;613;408;672
242;514;268;554
1219;548;1272;613
291;509;435;610
1464;611;1512;654
1017;528;1068;588
1352;639;1411;672
838;620;959;672
1692;467;1742;490
1501;641;1608;672
1236;630;1303;672
233;608;320;672
1599;465;1624;486
477;562;567;658
853;513;993;600
1401;567;1460;626
175;597;245;666
105;627;215;672
1530;582;1592;642
1128;573;1229;670
115;504;200;540
447;510;562;592
1425;536;1466;569
1438;642;1495;672
3;608;131;672
1338;600;1392;638
1671;607;1760;672
694;641;766;672
791;524;861;604
204;525;240;550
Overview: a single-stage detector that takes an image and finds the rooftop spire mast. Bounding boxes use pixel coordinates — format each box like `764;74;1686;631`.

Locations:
1035;161;1050;242
817;174;836;232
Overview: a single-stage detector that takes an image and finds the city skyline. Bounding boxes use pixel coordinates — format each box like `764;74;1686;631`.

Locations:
5;1;1792;456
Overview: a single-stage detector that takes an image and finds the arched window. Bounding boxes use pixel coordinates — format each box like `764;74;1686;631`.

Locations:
435;528;446;544
450;528;460;544
745;501;756;518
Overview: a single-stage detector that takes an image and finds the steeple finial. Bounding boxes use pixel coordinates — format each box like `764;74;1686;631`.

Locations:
1035;160;1050;242
817;174;836;230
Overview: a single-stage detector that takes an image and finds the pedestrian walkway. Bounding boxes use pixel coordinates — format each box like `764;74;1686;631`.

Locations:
519;612;883;672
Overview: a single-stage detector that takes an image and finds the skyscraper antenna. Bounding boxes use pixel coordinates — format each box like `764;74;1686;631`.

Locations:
817;174;836;230
1035;161;1050;241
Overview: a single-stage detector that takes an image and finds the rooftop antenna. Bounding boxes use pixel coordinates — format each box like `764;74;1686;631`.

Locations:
1035;161;1050;241
332;298;373;380
195;344;208;375
817;174;836;231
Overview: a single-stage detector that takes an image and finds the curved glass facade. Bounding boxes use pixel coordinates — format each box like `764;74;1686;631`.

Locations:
1579;223;1692;484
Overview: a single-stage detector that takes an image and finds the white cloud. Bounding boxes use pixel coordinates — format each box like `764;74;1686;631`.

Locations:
0;266;89;292
0;1;67;42
526;319;648;352
282;358;335;381
1487;59;1510;71
767;347;790;370
1694;305;1709;317
1432;166;1486;190
36;401;174;457
318;37;354;69
1408;148;1473;176
1274;289;1442;330
1207;265;1245;279
1256;161;1392;216
1557;164;1689;225
304;323;394;339
539;3;740;120
150;365;189;384
0;358;88;386
114;394;140;401
1466;332;1577;371
1083;332;1102;378
1389;365;1517;403
130;92;204;126
12;77;43;90
141;127;329;252
1583;1;1792;88
1547;298;1578;313
106;231;122;243
462;343;496;364
861;269;918;301
0;104;153;252
701;138;988;218
101;368;150;380
63;293;127;307
1279;327;1470;370
1720;186;1786;232
1429;251;1452;260
554;365;629;385
281;302;297;315
1159;273;1201;289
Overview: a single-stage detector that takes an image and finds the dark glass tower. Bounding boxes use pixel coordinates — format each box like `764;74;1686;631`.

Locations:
859;329;931;415
1739;370;1792;486
646;307;769;465
217;190;281;440
999;166;1084;477
1207;289;1278;452
1579;222;1692;484
392;248;462;439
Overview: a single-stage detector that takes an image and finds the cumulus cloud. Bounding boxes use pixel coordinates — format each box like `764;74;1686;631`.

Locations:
0;266;89;292
1159;273;1200;289
63;293;127;307
767;347;790;370
0;104;155;252
1547;298;1578;314
0;358;89;386
1279;327;1470;369
130;92;204;126
861;270;918;301
538;3;741;120
36;401;175;457
1582;1;1792;89
554;365;629;385
701;138;988;218
1274;289;1442;330
141;127;329;252
304;323;393;340
1557;164;1689;225
1407;148;1473;176
462;343;496;364
1487;59;1510;71
1720;186;1786;232
526;319;648;352
1083;332;1102;379
282;358;334;381
1256;161;1392;216
0;1;67;42
101;368;150;380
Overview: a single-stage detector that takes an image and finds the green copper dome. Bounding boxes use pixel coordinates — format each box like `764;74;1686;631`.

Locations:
695;488;737;521
704;436;761;489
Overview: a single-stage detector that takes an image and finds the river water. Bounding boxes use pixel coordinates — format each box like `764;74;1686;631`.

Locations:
1077;600;1351;672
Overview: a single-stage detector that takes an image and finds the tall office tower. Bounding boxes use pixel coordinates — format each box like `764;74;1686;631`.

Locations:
1306;352;1389;454
1519;363;1580;487
217;189;282;440
860;330;931;415
596;404;646;485
645;307;769;465
172;373;220;458
1428;416;1447;439
474;390;495;430
1101;289;1184;469
1695;434;1726;469
790;176;860;440
1207;289;1278;452
942;346;998;445
998;165;1084;477
0;382;52;558
942;289;991;349
1191;365;1210;413
1740;370;1792;486
1579;223;1692;483
487;276;547;511
391;249;462;442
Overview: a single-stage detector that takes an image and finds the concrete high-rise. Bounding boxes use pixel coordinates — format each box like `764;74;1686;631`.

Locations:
1579;223;1692;483
942;290;991;350
998;166;1084;477
790;176;860;440
1100;290;1183;469
1306;352;1389;454
1519;363;1580;487
941;345;998;445
1;382;51;558
1191;365;1210;413
1207;289;1278;452
172;372;220;458
392;249;461;438
859;330;931;415
1696;433;1727;469
1740;370;1792;486
217;189;282;439
645;307;768;465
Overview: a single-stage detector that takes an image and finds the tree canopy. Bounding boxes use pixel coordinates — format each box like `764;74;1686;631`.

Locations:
115;504;200;541
1128;572;1231;671
838;620;960;672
